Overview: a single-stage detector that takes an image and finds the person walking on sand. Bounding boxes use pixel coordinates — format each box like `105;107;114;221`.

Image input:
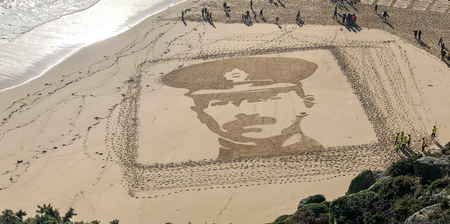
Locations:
297;10;301;21
375;4;378;13
342;13;346;24
441;43;445;52
432;125;437;139
276;17;279;25
181;10;185;20
422;137;427;153
399;131;404;142
202;8;205;17
394;133;399;145
418;30;422;41
260;8;264;18
438;37;443;46
407;134;411;148
247;10;250;20
209;12;212;21
333;8;337;19
335;3;338;9
401;135;407;150
414;30;418;39
395;140;400;152
442;50;446;61
250;0;253;8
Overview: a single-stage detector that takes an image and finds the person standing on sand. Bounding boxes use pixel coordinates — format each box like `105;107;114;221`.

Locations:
260;8;264;18
375;4;378;13
431;126;437;139
441;43;445;52
395;140;400;152
414;30;418;39
401;135;407;150
422;137;427;153
276;17;279;25
442;50;446;61
181;10;185;20
438;37;443;46
247;10;250;20
333;8;337;19
209;12;212;21
418;30;422;41
250;0;253;8
394;133;399;145
407;134;411;148
202;8;204;17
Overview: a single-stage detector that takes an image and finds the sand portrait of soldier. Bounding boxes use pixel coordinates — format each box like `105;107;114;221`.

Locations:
161;57;325;159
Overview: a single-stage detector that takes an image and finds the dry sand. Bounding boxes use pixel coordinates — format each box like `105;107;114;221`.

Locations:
0;0;450;223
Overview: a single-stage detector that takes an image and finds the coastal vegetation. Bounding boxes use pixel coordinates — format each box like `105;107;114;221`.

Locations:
270;142;450;224
0;204;119;224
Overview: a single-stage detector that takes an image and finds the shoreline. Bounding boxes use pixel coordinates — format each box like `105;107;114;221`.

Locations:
0;0;190;93
0;0;449;223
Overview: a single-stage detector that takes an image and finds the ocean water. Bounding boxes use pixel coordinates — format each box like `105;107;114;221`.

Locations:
0;0;186;92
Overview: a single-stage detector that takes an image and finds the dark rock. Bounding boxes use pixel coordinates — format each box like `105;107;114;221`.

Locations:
347;170;376;195
369;175;391;190
404;204;440;224
297;194;326;209
414;156;449;181
372;170;385;181
429;190;449;205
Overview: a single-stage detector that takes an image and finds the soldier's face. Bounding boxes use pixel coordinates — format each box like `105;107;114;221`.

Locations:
192;86;314;142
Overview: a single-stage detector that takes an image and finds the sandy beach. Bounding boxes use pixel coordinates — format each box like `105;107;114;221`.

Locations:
0;0;450;223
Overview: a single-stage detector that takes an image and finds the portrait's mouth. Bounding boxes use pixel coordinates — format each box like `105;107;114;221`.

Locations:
222;113;276;134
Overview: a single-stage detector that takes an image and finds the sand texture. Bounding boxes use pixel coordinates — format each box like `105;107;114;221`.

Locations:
0;0;450;223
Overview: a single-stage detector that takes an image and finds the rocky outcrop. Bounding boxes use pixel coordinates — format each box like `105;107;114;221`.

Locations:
372;170;385;181
404;204;440;224
347;170;376;194
297;194;326;209
429;190;449;205
414;157;449;181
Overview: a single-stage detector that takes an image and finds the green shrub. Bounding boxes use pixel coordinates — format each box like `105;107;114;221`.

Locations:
329;190;381;224
427;209;450;222
303;194;326;204
0;205;118;224
389;195;427;222
376;176;417;200
296;203;329;217
272;214;291;224
441;198;450;210
384;154;422;177
363;212;384;224
429;177;450;192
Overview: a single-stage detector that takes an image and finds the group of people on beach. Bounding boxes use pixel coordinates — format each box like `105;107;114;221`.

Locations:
201;7;213;21
394;126;438;154
340;13;357;25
